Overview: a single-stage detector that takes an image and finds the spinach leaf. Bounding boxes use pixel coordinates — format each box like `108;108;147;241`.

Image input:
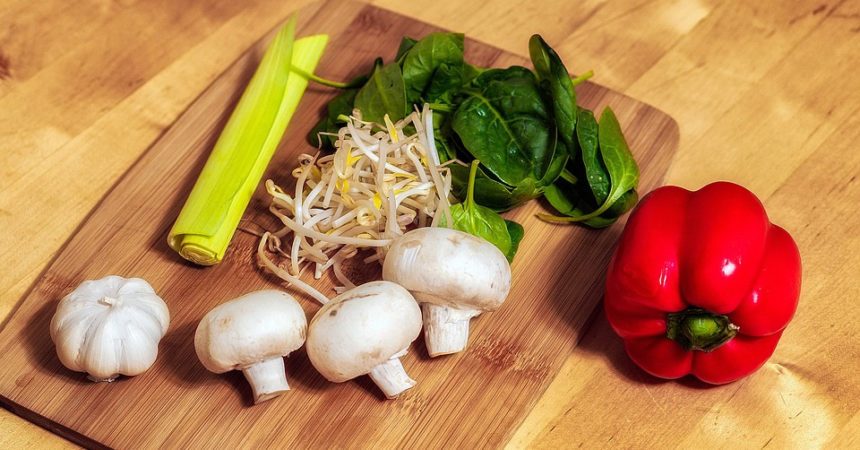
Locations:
463;63;486;84
537;135;567;187
504;219;524;261
395;36;418;62
449;201;512;258
605;189;638;217
542;178;619;228
354;62;407;124
576;107;610;204
424;62;465;104
529;35;577;147
541;107;638;224
449;162;540;211
306;58;383;150
543;181;577;216
445;160;521;261
401;33;465;104
452;67;554;185
432;110;459;162
595;106;639;211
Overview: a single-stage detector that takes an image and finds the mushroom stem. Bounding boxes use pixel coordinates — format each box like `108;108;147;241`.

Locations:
422;304;481;357
367;354;415;399
241;357;289;404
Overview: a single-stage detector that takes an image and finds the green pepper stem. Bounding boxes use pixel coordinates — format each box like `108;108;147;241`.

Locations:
666;308;739;352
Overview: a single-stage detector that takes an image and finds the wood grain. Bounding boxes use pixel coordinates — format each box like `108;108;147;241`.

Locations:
3;0;859;448
0;2;677;448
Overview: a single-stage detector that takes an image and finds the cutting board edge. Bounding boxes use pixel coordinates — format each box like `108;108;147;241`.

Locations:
1;394;107;450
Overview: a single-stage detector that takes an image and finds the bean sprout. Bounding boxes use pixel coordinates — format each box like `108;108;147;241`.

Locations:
258;106;454;304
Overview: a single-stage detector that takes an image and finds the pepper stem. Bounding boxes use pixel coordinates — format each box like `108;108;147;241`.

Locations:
666;308;739;352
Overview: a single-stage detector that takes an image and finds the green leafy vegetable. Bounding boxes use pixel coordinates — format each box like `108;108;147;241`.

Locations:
529;34;577;147
354;62;407;124
307;58;382;150
306;32;641;230
537;135;566;187
543;176;617;228
401;32;465;104
424;62;465;104
597;108;639;204
395;36;418;62
576;107;609;204
448;161;539;211
596;107;639;208
452;67;554;185
445;160;523;262
307;86;358;149
541;106;639;224
504;220;525;261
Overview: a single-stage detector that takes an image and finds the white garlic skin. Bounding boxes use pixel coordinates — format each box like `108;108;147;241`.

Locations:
50;275;170;382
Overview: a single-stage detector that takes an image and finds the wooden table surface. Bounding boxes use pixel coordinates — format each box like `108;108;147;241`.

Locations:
1;0;858;448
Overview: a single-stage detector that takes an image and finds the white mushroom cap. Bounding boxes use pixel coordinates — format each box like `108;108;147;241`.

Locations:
195;290;306;372
306;281;421;383
195;290;307;403
382;227;511;312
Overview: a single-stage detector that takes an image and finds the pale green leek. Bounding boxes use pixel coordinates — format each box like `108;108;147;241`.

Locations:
168;16;329;265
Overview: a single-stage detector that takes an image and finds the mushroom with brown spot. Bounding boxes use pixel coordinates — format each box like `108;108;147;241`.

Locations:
382;227;511;357
305;281;422;399
194;290;307;404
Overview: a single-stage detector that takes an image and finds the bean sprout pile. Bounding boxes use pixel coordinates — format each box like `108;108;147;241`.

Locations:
258;106;454;304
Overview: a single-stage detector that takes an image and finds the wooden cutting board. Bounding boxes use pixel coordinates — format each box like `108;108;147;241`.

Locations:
0;1;678;448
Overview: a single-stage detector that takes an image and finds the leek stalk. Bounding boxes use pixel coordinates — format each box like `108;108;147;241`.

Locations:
168;16;328;265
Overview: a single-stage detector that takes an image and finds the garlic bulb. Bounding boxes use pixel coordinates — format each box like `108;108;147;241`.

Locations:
50;275;170;382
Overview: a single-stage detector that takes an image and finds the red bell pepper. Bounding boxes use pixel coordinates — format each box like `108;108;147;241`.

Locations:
604;182;801;384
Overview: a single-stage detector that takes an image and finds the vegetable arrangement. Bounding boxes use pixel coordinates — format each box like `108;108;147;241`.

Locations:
308;32;640;227
47;16;802;409
604;182;801;384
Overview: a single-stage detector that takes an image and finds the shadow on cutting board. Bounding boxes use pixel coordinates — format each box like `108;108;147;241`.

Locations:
575;302;716;389
23;301;89;386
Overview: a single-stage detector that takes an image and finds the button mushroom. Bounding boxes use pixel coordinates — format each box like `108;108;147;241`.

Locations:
305;281;422;399
382;227;511;357
194;290;306;404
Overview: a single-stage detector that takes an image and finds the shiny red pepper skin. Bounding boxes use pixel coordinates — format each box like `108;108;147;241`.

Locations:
604;182;801;384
